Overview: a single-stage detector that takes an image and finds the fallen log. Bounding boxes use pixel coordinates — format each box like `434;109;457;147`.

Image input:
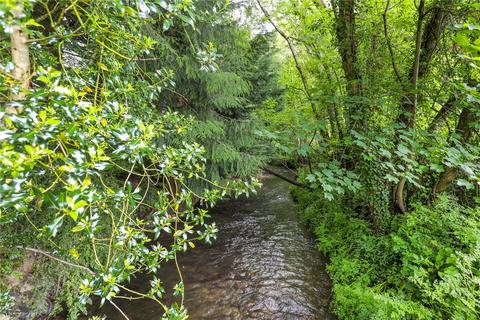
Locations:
263;166;309;189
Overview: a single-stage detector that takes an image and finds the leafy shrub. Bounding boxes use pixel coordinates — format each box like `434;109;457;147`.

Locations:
333;284;433;320
297;191;480;319
0;1;260;318
392;196;480;319
0;290;13;315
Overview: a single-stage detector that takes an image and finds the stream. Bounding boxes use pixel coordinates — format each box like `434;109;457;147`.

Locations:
94;173;334;319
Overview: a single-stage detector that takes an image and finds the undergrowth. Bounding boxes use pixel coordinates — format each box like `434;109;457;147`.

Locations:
293;188;480;320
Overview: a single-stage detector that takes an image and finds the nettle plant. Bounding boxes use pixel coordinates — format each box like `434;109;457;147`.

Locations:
0;0;259;318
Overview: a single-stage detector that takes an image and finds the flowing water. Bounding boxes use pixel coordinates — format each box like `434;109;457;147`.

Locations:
94;174;334;319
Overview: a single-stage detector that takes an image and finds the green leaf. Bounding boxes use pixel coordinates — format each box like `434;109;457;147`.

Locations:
66;196;75;208
73;200;88;211
39;110;47;122
71;224;86;232
67;210;78;221
24;145;35;155
430;163;444;173
46;216;64;237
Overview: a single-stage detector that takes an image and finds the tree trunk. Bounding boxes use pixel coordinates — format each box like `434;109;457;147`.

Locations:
398;0;452;128
325;69;344;140
8;4;31;112
394;0;452;212
397;0;425;128
334;0;364;130
263;166;309;189
433;106;475;194
6;5;35;309
327;104;338;138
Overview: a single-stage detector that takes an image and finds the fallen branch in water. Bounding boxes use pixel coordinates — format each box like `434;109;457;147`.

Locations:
263;166;309;189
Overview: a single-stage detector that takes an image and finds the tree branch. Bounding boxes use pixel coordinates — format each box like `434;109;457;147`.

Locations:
428;95;456;132
394;0;425;213
17;246;94;275
109;300;131;320
382;0;402;84
411;0;425;114
255;0;319;119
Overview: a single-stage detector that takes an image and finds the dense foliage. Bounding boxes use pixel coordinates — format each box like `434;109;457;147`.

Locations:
258;0;480;318
1;0;479;319
0;1;266;319
294;189;480;319
140;1;277;183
